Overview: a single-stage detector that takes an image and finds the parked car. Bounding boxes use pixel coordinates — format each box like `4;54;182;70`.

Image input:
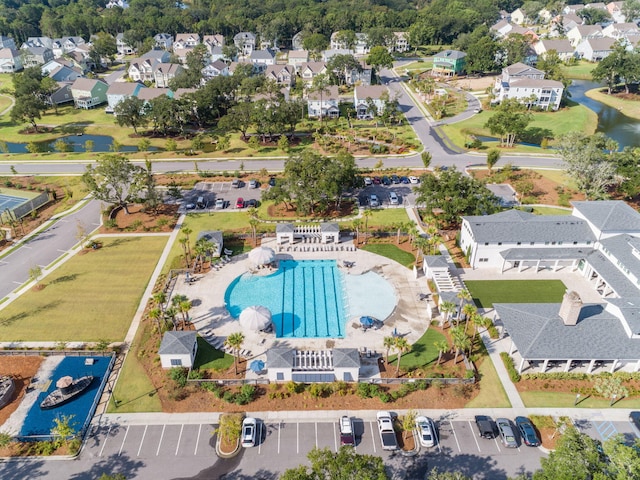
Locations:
235;197;244;208
391;174;400;184
246;199;258;208
364;177;373;186
249;179;258;189
416;416;436;448
630;411;640;433
382;176;391;185
376;411;398;451
389;191;399;205
241;417;257;448
496;418;518;448
231;178;240;188
400;176;410;184
473;108;482;114
215;198;225;209
475;415;497;439
409;175;419;184
185;202;195;210
370;194;380;207
339;416;355;446
269;177;277;187
373;176;382;184
515;416;540;447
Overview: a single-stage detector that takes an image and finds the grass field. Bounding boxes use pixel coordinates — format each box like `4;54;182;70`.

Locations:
586;86;640;121
531;206;572;215
561;60;597;80
360;243;415;268
520;390;640;408
465;357;511;408
0;94;12;113
465;280;566;308
193;337;234;370
0;236;167;341
388;327;446;368
441;102;597;151
344;208;410;228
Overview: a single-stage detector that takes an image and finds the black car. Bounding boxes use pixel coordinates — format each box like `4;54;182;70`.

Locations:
382;176;391;185
515;416;540;447
400;176;410;184
630;411;640;433
475;415;498;439
268;177;277;187
246;199;258;208
391;174;400;184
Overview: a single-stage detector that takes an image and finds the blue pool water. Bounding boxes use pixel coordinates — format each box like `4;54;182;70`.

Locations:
19;356;112;440
226;260;347;338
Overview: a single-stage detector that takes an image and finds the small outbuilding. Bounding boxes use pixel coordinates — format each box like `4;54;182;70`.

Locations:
159;331;198;368
266;348;360;382
196;230;223;257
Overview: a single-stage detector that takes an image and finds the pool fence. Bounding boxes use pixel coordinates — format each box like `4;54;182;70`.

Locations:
0;191;51;223
187;376;475;387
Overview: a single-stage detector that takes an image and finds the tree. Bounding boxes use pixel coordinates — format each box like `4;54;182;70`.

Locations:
623;0;640;22
302;33;329;59
114;96;148;135
148;307;162;331
594;376;629;404
454;25;499;74
281;446;389;480
90;32;117;67
440;301;457;327
434;340;449;365
401;409;417;441
393;337;410;376
421;151;432;169
602;434;640;479
170;43;208;89
427;468;472;480
498;34;532;66
309;73;332;125
592;45;625;94
580;7;611;24
367;46;394;69
29;264;43;287
11;93;46;132
383;336;395;364
557;132;618;200
461;304;477;332
82;154;143;214
326;54;361;85
486;148;501;171
451;326;470;363
225;332;245;374
51;414;77;449
218;101;254;140
485;98;532;148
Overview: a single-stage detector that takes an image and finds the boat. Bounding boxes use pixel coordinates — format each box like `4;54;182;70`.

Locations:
0;376;15;410
40;375;94;410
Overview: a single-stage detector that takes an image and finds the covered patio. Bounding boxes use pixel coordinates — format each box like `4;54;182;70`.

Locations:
499;247;589;273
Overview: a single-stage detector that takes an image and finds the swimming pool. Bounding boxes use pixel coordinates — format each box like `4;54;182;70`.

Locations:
226;260;347;338
17;355;112;441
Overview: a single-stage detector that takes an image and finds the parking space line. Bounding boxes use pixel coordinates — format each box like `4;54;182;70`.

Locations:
493;437;502;452
450;421;461;452
98;425;112;457
467;421;480;452
118;426;129;456
370;421;377;453
278;422;281;454
434;425;441;453
137;425;148;457
156;425;166;456
315;422;318;448
258;423;263;455
297;422;299;454
333;422;338;452
194;424;201;455
176;424;184;455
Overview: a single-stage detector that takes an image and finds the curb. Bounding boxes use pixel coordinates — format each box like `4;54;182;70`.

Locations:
400;429;421;457
215;433;241;459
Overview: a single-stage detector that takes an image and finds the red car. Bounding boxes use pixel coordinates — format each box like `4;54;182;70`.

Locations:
235;197;244;208
373;176;382;184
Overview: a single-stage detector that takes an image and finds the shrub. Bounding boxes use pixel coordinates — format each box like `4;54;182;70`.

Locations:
188;369;204;380
357;382;381;398
464;369;476;379
500;352;521;382
332;381;351;396
104;218;118;229
308;383;331;398
377;392;391;403
487;325;499;339
453;384;474;399
169;367;189;388
286;381;304;394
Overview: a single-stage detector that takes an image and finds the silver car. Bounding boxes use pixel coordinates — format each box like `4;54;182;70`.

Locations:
496;418;518;448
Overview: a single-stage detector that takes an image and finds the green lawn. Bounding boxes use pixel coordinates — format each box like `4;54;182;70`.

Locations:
388;327;446;369
0;236;167;341
586;86;640;121
0;94;12;113
465;280;566;308
520;390;640;409
193;337;235;370
465;357;511;408
561;60;597;80
531;206;572;216
360;243;415;268
107;324;162;413
344;208;410;229
441;102;597;151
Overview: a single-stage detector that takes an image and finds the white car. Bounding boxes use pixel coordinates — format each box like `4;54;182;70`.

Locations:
370;194;379;207
388;191;399;205
249;179;258;189
416;416;436;448
241;417;257;447
215;198;225;209
364;177;373;186
409;176;419;184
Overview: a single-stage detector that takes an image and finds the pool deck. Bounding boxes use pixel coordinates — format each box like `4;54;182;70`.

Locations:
171;238;432;379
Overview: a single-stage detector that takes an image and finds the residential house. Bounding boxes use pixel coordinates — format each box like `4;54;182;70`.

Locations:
354;33;370;55
432;50;467;76
202;60;230;81
567;24;603;46
491;19;517;37
173;88;197;100
137;88;173;104
322;49;353;62
264;64;295;86
291;32;305;51
202;34;224;51
116;33;135;55
538;8;555;23
346;60;372;86
563;4;586;15
42;61;82;82
173;33;200;63
307;85;340;119
234;32;257;56
249;48;276;69
299;61;327;84
552;13;584;36
106;81;145;112
128;50;170;82
493;62;564;110
330;31;348;50
70;77;108;109
511;7;527;25
576;37;617;60
534;39;576;60
46;82;73;106
66;50;93;73
106;0;129;8
0;48;23;72
24;37;53;49
20;45;54;67
0;35;16;50
158;331;197;368
153;63;184;88
607;1;626;22
353;85;388;119
154;33;173;50
142;49;171;63
602;22;640;39
288;50;309;70
52;36;85;57
392;32;409;53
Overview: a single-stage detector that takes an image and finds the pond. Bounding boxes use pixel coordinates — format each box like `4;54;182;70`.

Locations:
568;80;640;148
3;134;157;153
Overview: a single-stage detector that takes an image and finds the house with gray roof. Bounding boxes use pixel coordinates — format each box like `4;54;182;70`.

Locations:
354;85;388;119
0;47;22;72
266;348;360;382
159;331;198;368
571;200;640;239
0;35;16;50
70;78;108;109
493;62;564;110
575;37;617;61
106;81;145;112
234;32;256;56
20;45;54;67
249;48;276;70
196;230;223;257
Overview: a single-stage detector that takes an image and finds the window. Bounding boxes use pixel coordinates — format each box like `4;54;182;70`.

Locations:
170;359;182;366
530;242;535;245
276;372;284;380
517;242;521;245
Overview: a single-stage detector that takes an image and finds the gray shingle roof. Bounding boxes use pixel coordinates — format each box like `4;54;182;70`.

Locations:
495;303;640;360
267;347;295;368
572;201;640;234
158;331;197;355
423;255;449;269
196;230;223;245
250;49;275;60
332;348;360;368
606;298;640;335
321;223;340;233
463;211;595;244
500;247;592;261
276;223;294;233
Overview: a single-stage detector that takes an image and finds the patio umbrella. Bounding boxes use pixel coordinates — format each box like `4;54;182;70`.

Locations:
239;305;272;331
360;316;374;327
249;359;265;373
248;246;275;265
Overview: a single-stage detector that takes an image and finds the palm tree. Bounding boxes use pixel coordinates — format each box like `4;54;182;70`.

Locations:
451;326;470;364
362;209;372;242
434;340;449;365
413;236;429;264
394;337;411;377
462;304;478;333
181;227;193;263
248;218;260;246
439;300;457;327
352;218;362;245
456;289;472;325
178;299;192;328
179;237;190;267
225;332;245;374
310;73;332;126
473;315;492;340
148;307;162;331
383;336;395;364
164;306;178;330
153;291;167;315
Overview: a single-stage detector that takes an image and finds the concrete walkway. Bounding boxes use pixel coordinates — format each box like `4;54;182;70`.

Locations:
479;329;525;409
